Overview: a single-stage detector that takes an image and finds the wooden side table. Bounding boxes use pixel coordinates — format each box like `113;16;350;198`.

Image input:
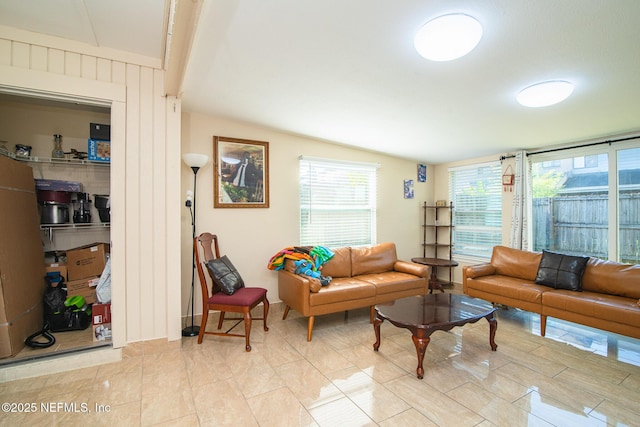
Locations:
411;257;459;293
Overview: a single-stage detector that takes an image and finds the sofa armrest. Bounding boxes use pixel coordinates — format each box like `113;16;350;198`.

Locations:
464;263;495;279
394;260;429;278
462;263;496;294
277;270;312;315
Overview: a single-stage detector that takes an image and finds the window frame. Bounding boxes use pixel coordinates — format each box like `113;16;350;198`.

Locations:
448;161;503;260
298;156;378;247
529;139;640;262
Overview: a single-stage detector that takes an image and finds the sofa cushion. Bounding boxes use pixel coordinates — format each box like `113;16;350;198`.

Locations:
466;275;545;304
356;272;426;295
491;246;542;281
309;277;375;306
543;290;640;327
321;247;352;278
351;242;397;276
581;257;640;298
534;250;589;291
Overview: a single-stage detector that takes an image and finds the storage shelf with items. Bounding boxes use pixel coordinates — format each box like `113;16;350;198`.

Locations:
30;173;110;249
9;153;110;167
41;222;111;243
418;201;457;290
0;95;113;364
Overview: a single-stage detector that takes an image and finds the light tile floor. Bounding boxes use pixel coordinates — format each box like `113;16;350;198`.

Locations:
1;291;640;426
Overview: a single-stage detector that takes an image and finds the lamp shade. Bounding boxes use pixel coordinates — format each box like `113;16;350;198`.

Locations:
183;153;209;168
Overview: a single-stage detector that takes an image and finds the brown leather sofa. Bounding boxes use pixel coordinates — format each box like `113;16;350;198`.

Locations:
463;245;640;339
278;242;429;341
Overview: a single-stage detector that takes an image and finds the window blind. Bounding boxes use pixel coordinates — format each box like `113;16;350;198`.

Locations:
449;161;502;258
299;157;378;247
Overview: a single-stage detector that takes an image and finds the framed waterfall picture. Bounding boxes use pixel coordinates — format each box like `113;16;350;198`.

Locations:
213;136;269;208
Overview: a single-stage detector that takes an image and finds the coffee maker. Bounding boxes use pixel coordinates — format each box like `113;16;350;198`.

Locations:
73;192;92;223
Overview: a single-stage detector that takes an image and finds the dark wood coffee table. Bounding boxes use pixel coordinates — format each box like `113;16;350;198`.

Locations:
373;293;497;379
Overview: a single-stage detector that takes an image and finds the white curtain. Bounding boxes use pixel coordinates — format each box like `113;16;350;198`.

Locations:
509;151;532;250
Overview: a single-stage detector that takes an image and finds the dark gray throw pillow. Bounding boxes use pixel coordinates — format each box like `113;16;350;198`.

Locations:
205;255;245;295
534;250;589;291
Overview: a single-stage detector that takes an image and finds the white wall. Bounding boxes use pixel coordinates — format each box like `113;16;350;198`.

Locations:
180;112;436;314
0;27;183;345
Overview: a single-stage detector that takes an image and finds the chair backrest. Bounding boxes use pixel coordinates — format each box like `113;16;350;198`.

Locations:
195;232;221;300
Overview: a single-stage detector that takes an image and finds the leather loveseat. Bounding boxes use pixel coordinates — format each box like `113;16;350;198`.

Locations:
277;242;429;341
463;245;640;339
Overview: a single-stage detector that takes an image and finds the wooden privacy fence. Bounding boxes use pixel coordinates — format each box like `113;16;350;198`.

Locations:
533;193;640;264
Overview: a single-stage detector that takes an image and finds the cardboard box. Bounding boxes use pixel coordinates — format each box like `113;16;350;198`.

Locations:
66;243;110;281
46;262;67;282
92;303;112;342
88;138;110;163
65;277;99;305
0;156;46;358
34;179;82;192
90;123;110;141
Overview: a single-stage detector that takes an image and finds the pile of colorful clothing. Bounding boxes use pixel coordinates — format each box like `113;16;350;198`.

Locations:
267;245;334;286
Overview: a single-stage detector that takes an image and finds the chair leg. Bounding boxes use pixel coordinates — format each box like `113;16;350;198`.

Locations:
307;316;315;342
217;311;226;329
244;309;252;352
282;305;290;320
540;314;547;337
262;296;270;331
198;308;208;344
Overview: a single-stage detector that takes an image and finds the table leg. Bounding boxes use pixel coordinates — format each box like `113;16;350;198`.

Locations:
486;314;498;351
411;334;430;379
373;316;383;351
429;266;445;293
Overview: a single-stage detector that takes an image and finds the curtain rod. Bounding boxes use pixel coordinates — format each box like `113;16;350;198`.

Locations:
499;134;640;162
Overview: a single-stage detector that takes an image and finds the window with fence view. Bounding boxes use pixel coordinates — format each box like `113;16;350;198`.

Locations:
531;146;640;264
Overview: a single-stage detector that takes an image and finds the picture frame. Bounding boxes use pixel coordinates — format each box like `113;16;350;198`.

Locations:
213;136;269;208
417;164;427;182
404;179;414;199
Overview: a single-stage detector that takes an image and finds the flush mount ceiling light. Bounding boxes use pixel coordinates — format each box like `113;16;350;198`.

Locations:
414;13;483;61
517;81;575;107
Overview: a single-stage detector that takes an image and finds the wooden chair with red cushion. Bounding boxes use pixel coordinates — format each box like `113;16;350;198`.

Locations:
194;232;269;351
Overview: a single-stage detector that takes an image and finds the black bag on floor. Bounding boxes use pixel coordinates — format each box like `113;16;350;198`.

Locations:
47;295;92;332
43;278;91;333
25;276;93;348
25;276;66;348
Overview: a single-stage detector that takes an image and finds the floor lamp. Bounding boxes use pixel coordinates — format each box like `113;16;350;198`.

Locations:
182;152;209;337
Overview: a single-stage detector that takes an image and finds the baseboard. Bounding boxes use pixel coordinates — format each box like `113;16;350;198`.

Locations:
0;346;122;383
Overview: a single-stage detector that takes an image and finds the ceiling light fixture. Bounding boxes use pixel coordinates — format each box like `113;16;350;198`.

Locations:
414;13;483;61
517;81;575;107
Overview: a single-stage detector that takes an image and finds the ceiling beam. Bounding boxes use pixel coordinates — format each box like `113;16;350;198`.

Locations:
164;0;203;97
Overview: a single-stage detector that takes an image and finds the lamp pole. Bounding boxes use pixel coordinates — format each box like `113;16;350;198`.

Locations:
182;153;208;337
182;166;200;336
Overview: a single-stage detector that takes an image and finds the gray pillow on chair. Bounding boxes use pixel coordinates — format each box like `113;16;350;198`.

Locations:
206;255;245;295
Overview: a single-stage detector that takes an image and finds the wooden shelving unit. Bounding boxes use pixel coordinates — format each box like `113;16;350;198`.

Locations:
421;201;455;288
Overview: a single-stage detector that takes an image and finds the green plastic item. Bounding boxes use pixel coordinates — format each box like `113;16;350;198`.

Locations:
64;295;92;315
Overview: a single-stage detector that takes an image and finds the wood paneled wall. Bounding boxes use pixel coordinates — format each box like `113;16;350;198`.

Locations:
0;28;183;346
